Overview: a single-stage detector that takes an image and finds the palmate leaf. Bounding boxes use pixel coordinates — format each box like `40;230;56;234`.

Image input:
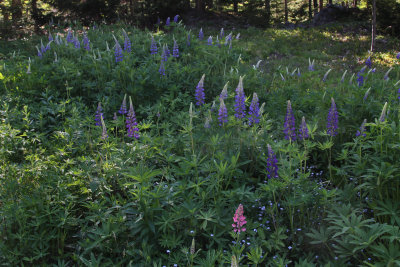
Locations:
374;200;400;226
196;209;217;230
305;226;332;245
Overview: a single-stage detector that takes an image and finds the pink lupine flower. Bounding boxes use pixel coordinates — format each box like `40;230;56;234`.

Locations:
232;204;247;233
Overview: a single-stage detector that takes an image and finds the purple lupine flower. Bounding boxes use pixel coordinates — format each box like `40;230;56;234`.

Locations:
48;32;53;41
166;17;170;26
220;28;224;39
225;33;232;45
298;116;309;140
66;29;73;43
119;94;127;115
234;76;246;119
187;33;191;46
327;98;339;137
113;112;118;121
100;115;108;140
398;88;400;100
248;93;260;126
126;96;140;139
357;73;364;86
150;36;158;55
266;144;278;179
379;102;388;122
236;33;240;40
37;47;42;58
124;35;131;53
172;40;179;58
371;68;376;73
159;60;166;76
161;45;168;62
308;59;315;71
356;119;367;137
83;33;90;51
219;82;228;101
218;99;228;126
195;74;205;106
165;44;170;58
115;41;123;62
363;88;371;101
40;41;46;54
215;36;221;48
365;57;372;68
199;28;204;40
95;102;103;126
283;100;296;141
207;36;212;45
73;37;80;49
397;52;400;59
173;15;179;23
45;41;51;52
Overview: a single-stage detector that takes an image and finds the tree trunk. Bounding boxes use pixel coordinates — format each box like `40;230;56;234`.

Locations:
371;0;376;52
265;0;271;23
233;0;238;13
319;0;323;11
11;0;22;21
308;0;312;19
284;0;288;23
31;0;39;32
313;0;318;15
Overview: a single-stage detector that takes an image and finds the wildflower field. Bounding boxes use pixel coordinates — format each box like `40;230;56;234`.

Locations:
1;18;400;266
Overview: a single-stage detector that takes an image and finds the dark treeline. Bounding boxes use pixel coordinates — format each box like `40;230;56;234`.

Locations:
0;0;399;34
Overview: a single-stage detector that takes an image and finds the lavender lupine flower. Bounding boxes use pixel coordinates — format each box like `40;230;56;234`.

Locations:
83;33;90;51
215;36;221;48
356;119;367;137
119;94;127;115
220;28;224;38
298;116;309;140
187;32;191;46
161;45;168;62
219;82;229;100
100;115;108;140
165;44;170;58
37;47;42;58
124;35;131;53
357;73;364;86
40;40;46;54
172;40;179;58
283;100;296;141
327;98;339;137
166;17;170;26
95;102;103;126
236;33;240;40
199;28;204;40
45;41;51;52
308;58;315;71
159;60;166;76
73;37;80;49
234;76;246;119
363;88;371;101
114;41;123;62
113;112;118;121
266;144;279;179
379;102;388;122
398;88;400;100
173;15;179;23
207;36;212;45
384;68;392;81
195;74;206;106
48;32;53;41
225;33;232;45
66;29;73;43
248;93;260;126
150;36;158;55
126;97;140;139
365;57;372;68
397;52;400;59
218;99;228;126
371;68;376;73
211;101;216;112
322;69;332;82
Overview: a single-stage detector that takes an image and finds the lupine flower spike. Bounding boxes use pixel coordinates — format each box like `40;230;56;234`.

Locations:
126;96;140;139
220;82;229;100
161;45;168;62
284;100;296;141
83;33;90;51
172;39;179;58
220;28;224;38
166;17;170;26
199;28;204;40
322;69;332;82
218;99;228;126
356;119;367;137
384;68;392;81
150;36;158;54
123;34;131;53
365;57;372;68
327;98;339;136
48;32;53;41
266;144;279;179
195;74;205;106
232;204;247;233
299;116;309;140
173;15;179;23
234;76;246;119
73;37;80;49
357;73;364;86
119;94;127;115
340;70;347;83
100;115;108;140
398;88;400;100
308;58;315;71
66;29;73;43
231;255;238;267
397;52;400;59
248;93;260;126
363;88;371;101
379;102;388;122
165;44;170;58
95;102;103;126
207;36;212;45
114;41;123;62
